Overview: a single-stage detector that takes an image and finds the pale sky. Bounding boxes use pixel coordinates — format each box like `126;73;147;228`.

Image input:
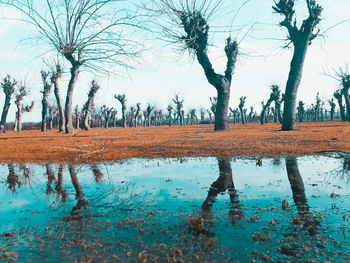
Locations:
0;0;349;122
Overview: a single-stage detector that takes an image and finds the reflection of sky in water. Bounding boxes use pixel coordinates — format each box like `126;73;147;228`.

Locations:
0;156;349;262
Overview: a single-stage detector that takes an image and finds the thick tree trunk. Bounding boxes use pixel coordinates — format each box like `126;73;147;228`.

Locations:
14;102;21;131
65;66;80;133
342;89;350;121
214;86;230;130
0;95;11;133
41;98;48;132
53;80;65;132
122;107;126;128
282;44;309;131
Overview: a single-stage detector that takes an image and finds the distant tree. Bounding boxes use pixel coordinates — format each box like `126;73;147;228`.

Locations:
229;107;240;124
128;106;136;127
82;80;100;131
74;105;80;129
333;90;346;121
189;109;198;125
49;64;64;132
274;0;322;130
200;108;206;124
260;85;281;125
0;75;16;133
207;110;213;124
101;105;114;128
328;98;336;121
297;101;305;122
238;97;246;124
167;104;173;126
40;71;52;132
145;104;154;127
47;103;58;130
314;92;321;121
152;0;239;130
115;94;127;128
173;95;184;126
13;83;34;132
134;103;141;127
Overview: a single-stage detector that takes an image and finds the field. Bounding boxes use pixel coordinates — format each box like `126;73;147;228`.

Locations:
1;122;350;163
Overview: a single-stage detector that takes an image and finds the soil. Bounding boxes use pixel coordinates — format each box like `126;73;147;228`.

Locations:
0;122;349;163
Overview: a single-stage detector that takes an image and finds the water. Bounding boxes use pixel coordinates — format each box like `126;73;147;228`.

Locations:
0;156;350;262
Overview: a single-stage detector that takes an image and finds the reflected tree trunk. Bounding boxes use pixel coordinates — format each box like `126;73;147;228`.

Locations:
285;157;319;235
201;157;242;224
69;164;88;215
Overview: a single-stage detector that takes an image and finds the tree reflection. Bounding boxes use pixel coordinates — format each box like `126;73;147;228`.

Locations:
69;164;88;216
91;164;104;182
285;157;319;236
7;163;22;192
55;163;67;202
46;164;55;195
201;157;243;224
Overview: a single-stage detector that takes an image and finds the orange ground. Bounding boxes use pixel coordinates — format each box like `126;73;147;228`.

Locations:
0;122;349;163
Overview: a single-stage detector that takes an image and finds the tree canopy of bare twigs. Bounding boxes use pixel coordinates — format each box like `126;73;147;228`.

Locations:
3;0;143;133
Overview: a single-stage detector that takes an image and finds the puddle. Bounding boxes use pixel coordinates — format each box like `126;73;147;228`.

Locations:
0;156;350;262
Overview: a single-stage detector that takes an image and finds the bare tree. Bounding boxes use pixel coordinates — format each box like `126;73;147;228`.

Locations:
41;71;52;132
13;83;34;131
134;103;141;127
50;63;64;132
48;103;58;130
274;0;322;130
82;80;100;130
101;105;114;128
151;0;238;131
328;98;336;121
0;75;16;133
74;105;82;129
115;94;127;128
173;95;184;126
297;100;305;122
238;96;246;124
334;90;346;121
145;104;154;127
260;85;281;125
4;0;142;133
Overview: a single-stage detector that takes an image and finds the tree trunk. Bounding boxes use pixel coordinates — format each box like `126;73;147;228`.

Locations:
122;107;126;128
0;95;11;133
342;90;350;121
53;80;65;132
65;66;80;133
14;102;21;131
214;86;230;130
41;97;48;132
282;43;309;131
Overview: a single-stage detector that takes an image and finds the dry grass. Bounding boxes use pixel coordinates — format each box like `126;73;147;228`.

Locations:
0;122;350;163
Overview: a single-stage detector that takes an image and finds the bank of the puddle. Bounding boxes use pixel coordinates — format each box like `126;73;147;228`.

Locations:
0;156;349;262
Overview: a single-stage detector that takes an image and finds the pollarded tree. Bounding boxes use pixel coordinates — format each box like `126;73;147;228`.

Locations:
14;83;34;132
47;103;58;130
50;64;64;132
101;105;114;128
296;100;305;122
333;90;346;121
328;98;336;121
40;71;52;132
173;95;184;126
167;104;173;126
115;94;127;128
145;104;154;127
4;0;142;133
134;103;141;127
238;96;246;124
82;80;100;131
152;0;238;131
274;0;322;130
260;85;281;125
0;75;17;133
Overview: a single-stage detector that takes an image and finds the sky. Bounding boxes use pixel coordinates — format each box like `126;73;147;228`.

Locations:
0;0;349;122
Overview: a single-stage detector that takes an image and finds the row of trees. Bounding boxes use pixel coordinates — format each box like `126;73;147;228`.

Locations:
2;0;350;133
0;0;328;133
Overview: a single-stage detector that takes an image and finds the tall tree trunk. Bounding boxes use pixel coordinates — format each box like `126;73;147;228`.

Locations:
41;97;48;132
122;107;126;128
342;90;350;121
214;86;230;130
0;95;11;133
53;80;65;132
65;66;80;133
282;44;309;131
14;101;21;131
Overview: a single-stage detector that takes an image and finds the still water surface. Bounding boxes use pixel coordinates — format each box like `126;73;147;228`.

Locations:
0;156;349;262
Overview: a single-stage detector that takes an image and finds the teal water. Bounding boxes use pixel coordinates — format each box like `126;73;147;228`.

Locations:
0;156;349;262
